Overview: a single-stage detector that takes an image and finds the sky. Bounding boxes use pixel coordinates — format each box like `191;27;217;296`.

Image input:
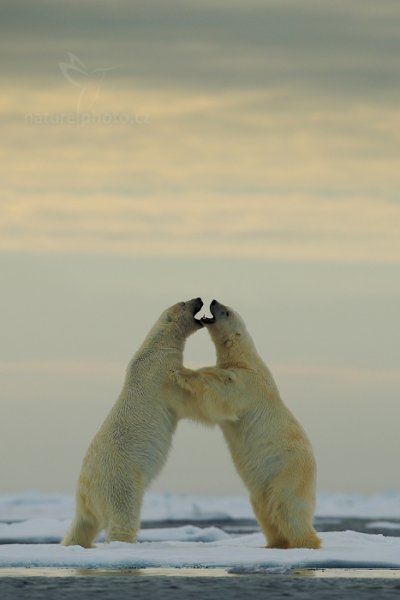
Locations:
1;0;400;496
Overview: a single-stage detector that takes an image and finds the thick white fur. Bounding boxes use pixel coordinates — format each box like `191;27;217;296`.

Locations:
172;301;321;549
62;299;205;548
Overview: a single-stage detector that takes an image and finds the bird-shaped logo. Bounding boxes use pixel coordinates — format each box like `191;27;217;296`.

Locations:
59;53;119;112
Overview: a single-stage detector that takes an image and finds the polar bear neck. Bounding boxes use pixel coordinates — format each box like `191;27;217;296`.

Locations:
214;331;262;369
125;340;185;385
142;330;187;354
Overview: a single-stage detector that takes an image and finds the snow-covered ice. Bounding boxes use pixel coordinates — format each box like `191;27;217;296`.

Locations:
0;520;229;544
1;490;400;522
0;491;399;571
367;521;400;531
316;491;400;519
0;530;399;570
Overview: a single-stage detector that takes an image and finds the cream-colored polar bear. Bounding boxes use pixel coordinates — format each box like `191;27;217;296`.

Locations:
62;298;205;548
172;299;320;549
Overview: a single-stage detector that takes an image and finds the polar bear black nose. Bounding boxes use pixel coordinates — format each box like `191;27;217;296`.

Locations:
211;299;216;306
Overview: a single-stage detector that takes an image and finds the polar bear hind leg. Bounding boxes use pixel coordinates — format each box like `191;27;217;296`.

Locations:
105;505;141;543
104;476;144;543
62;496;101;548
251;494;320;550
251;496;290;549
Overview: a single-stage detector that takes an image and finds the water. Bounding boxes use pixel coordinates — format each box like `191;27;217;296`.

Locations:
1;567;400;578
1;572;400;600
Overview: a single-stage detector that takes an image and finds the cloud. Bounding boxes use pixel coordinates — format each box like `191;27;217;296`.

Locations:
1;1;399;262
1;193;399;262
1;0;400;99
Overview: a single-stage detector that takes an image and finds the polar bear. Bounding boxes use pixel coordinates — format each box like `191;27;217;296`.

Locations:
172;299;320;549
62;298;205;548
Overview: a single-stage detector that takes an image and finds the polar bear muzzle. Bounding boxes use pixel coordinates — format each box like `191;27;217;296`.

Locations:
190;297;204;326
201;299;229;325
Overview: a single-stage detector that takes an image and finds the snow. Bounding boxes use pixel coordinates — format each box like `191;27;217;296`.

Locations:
1;490;400;522
367;521;400;531
0;520;228;545
0;530;399;570
316;491;400;519
0;491;399;571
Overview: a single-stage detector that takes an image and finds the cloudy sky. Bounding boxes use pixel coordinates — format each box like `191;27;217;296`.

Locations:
1;0;399;495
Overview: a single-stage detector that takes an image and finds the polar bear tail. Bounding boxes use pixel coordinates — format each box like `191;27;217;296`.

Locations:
61;504;100;549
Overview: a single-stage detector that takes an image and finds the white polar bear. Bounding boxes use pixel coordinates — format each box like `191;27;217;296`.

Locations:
62;298;204;548
172;299;320;549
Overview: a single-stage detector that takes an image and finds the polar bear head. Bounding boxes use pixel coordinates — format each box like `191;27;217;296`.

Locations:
201;299;257;362
164;297;204;334
145;297;203;349
145;297;204;350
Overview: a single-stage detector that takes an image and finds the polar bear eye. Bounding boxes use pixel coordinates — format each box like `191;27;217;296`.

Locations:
226;311;230;317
